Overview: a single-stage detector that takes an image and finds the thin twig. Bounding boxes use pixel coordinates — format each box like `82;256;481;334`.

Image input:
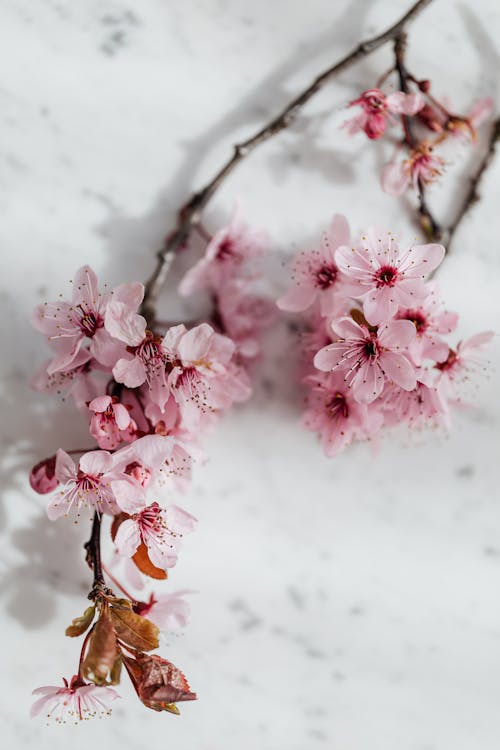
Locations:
139;0;435;325
443;116;500;249
393;33;442;241
84;512;107;595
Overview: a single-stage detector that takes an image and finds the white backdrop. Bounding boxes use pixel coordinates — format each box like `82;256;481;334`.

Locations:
1;1;499;748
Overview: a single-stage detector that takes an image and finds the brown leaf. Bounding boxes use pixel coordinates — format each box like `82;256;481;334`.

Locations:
109;654;123;686
122;652;196;713
109;602;159;651
82;607;119;685
65;605;96;638
132;543;168;580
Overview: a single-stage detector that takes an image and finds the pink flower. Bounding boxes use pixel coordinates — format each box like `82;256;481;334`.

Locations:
32;265;144;374
381;141;445;196
435;331;494;395
89;395;137;450
114;502;197;570
112;434;193;501
335;229;445;325
31;676;119;724
29;455;58;494
179;208;267;295
396;282;458;365
344;88;424;139
277;214;350;315
314;317;417;404
135;590;191;631
112;330;170;411
380;376;449;429
302;371;382;456
163;323;251;426
48;449;123;520
30;354;101;412
216;278;275;359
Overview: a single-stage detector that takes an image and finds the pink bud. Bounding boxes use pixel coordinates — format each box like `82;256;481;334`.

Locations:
125;461;152;488
418;79;431;93
29;455;58;494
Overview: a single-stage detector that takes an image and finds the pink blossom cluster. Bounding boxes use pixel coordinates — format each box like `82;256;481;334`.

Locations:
29;210;270;721
278;215;493;457
343;84;494;196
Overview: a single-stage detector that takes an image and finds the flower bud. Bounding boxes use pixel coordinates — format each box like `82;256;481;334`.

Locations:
29;455;58;494
125;461;152;488
418;79;431;93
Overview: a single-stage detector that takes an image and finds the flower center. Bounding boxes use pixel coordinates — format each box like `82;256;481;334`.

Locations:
375;265;398;287
364;339;379;358
325;392;349;420
215;238;234;261
315;263;337;289
404;310;428;333
75;304;103;337
435;348;457;371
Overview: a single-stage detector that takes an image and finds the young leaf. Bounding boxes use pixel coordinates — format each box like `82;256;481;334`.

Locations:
65;605;96;637
132;542;168;580
109;602;159;651
82;607;120;685
122;652;196;713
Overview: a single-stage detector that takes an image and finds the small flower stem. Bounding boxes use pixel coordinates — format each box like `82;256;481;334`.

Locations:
101;563;136;603
139;0;436;326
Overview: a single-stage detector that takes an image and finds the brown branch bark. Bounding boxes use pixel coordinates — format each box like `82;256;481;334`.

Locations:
85;512;107;595
140;0;435;325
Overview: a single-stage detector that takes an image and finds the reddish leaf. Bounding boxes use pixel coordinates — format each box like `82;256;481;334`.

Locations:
122;652;196;713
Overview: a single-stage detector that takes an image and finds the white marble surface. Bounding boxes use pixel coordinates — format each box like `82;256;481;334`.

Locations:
1;0;500;748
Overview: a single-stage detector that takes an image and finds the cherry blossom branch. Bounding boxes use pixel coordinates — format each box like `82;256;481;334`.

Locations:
444;116;500;249
140;0;435;325
84;512;107;595
393;32;442;240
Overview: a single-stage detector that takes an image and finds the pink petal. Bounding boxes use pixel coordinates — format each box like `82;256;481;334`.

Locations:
378;319;416;350
351;361;384;404
90;328;126;367
165;504;198;535
331;317;365;340
55;449;76;484
178;323;213;362
80;450;113;475
363;286;397;325
469;96;494;127
113;356;146;388
399;243;445;277
162;324;187;353
314;342;349;371
326;214;350;248
72;266;99;308
114;519;141;557
435;310;459;334
111;478;146;513
386;91;424;115
113;402;131;430
276;284;316;312
381;161;410;196
379;351;416;390
89;395;112;413
112;282;144;309
105;301;146;346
